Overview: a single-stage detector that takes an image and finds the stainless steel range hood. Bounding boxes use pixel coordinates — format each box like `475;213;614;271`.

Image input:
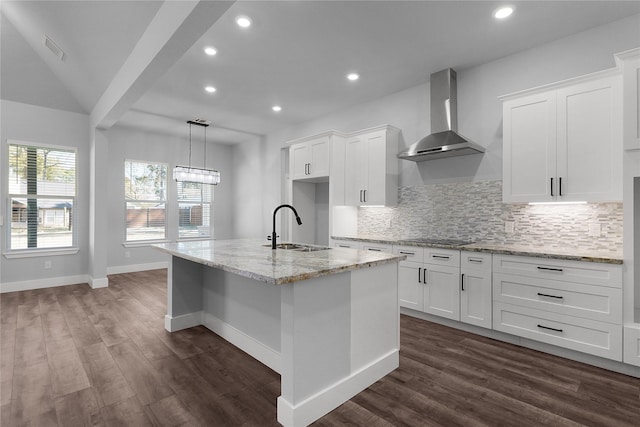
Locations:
398;68;485;161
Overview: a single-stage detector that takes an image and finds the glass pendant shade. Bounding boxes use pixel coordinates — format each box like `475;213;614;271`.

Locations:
174;120;220;185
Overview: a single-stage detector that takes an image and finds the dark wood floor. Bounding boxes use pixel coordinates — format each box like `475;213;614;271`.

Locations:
1;269;639;426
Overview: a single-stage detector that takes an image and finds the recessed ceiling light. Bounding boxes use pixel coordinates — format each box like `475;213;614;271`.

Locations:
204;46;217;56
493;6;514;19
236;15;252;28
347;72;360;81
272;105;282;112
205;86;216;93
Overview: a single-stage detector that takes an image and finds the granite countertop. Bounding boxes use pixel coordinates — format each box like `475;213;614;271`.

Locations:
153;239;406;285
331;235;623;265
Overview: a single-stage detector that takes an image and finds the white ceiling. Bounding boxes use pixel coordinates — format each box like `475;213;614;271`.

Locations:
3;1;640;145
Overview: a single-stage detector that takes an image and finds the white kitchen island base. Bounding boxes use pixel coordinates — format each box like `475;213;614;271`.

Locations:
158;242;401;427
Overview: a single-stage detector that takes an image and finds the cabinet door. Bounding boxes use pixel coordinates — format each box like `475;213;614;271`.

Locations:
460;269;492;328
398;262;423;311
423;265;460;320
309;138;330;177
363;130;387;205
344;136;365;205
290;143;310;180
503;92;557;202
556;75;622;202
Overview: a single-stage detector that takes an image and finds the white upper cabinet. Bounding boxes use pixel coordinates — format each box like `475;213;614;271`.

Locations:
289;135;330;180
344;125;399;206
501;71;622;203
618;48;640;151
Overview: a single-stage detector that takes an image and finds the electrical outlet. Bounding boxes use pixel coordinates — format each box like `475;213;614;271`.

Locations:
505;221;515;234
125;251;131;258
588;223;602;237
385;219;392;228
44;260;52;269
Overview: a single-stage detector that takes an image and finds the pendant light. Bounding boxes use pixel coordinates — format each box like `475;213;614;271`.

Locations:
173;120;220;185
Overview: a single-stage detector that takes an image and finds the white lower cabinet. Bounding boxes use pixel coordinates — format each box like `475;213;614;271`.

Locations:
423;264;460;320
460;252;492;329
623;325;640;367
492;255;623;361
394;246;425;311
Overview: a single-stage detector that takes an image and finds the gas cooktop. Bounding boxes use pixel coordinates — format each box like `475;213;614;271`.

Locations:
402;238;473;246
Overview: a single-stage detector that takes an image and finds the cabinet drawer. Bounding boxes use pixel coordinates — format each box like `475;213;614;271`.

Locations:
461;251;492;273
493;255;622;288
393;246;424;262
424;248;460;267
493;302;622;361
361;243;393;254
493;273;622;324
332;241;359;249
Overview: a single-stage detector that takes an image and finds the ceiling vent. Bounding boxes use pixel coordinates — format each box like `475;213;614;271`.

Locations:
43;35;65;61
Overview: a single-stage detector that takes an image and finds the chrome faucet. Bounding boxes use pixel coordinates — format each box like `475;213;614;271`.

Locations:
272;204;302;249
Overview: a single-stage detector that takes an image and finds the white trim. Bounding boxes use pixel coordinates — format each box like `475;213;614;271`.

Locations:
106;261;168;275
3;247;80;259
202;311;282;374
122;240;170;248
164;311;203;332
277;350;398;427
0;274;89;293
90;276;108;289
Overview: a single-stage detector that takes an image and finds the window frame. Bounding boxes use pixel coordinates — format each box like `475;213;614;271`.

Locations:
176;180;213;241
123;159;169;245
4;139;79;258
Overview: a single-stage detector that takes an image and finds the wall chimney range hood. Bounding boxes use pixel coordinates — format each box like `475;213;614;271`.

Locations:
398;68;485;161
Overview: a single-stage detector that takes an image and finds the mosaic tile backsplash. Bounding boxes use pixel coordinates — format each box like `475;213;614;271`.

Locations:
357;180;623;253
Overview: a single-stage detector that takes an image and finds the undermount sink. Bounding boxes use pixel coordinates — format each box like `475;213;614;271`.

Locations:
263;243;331;252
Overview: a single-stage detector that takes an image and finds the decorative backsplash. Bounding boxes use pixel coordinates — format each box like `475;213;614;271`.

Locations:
357;180;623;253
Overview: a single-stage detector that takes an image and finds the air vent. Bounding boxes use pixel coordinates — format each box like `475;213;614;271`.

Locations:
43;34;65;61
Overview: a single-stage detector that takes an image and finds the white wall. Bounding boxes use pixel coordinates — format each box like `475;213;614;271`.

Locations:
105;125;234;271
230;14;640;238
0;100;90;286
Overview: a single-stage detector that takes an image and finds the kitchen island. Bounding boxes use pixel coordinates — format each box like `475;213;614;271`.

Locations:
153;239;404;427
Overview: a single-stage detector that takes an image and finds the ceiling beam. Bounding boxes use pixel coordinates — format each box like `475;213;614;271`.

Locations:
90;0;234;129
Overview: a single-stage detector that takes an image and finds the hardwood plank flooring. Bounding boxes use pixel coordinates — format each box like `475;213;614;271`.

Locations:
1;268;639;426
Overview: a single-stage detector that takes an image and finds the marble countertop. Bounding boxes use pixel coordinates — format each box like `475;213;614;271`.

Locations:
153;239;405;285
331;235;623;265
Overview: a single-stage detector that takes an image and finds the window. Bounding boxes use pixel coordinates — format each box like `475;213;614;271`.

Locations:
124;160;167;242
177;181;212;239
7;142;76;250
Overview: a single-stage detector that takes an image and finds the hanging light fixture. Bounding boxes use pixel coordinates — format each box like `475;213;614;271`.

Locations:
173;119;220;185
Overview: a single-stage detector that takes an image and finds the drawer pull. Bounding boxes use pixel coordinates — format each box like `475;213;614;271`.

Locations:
418;267;422;284
468;258;483;263
432;255;450;260
537;266;564;272
537;324;563;333
399;251;415;255
461;273;465;291
537;292;563;299
338;245;351;248
423;268;428;284
367;248;381;252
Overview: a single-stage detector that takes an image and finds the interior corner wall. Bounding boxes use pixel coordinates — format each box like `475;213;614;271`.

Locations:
105;125;234;271
0;100;90;287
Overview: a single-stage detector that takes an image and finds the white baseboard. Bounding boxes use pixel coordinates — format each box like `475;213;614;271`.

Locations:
90;276;109;289
107;261;168;275
202;311;282;374
0;274;90;293
277;349;398;427
165;312;203;332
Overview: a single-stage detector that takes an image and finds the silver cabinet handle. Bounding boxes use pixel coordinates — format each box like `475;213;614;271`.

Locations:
468;258;483;263
431;255;450;260
363;190;367;203
399;251;415;255
537;292;563;299
537;324;563;333
418;267;422;283
423;268;427;284
461;273;465;291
